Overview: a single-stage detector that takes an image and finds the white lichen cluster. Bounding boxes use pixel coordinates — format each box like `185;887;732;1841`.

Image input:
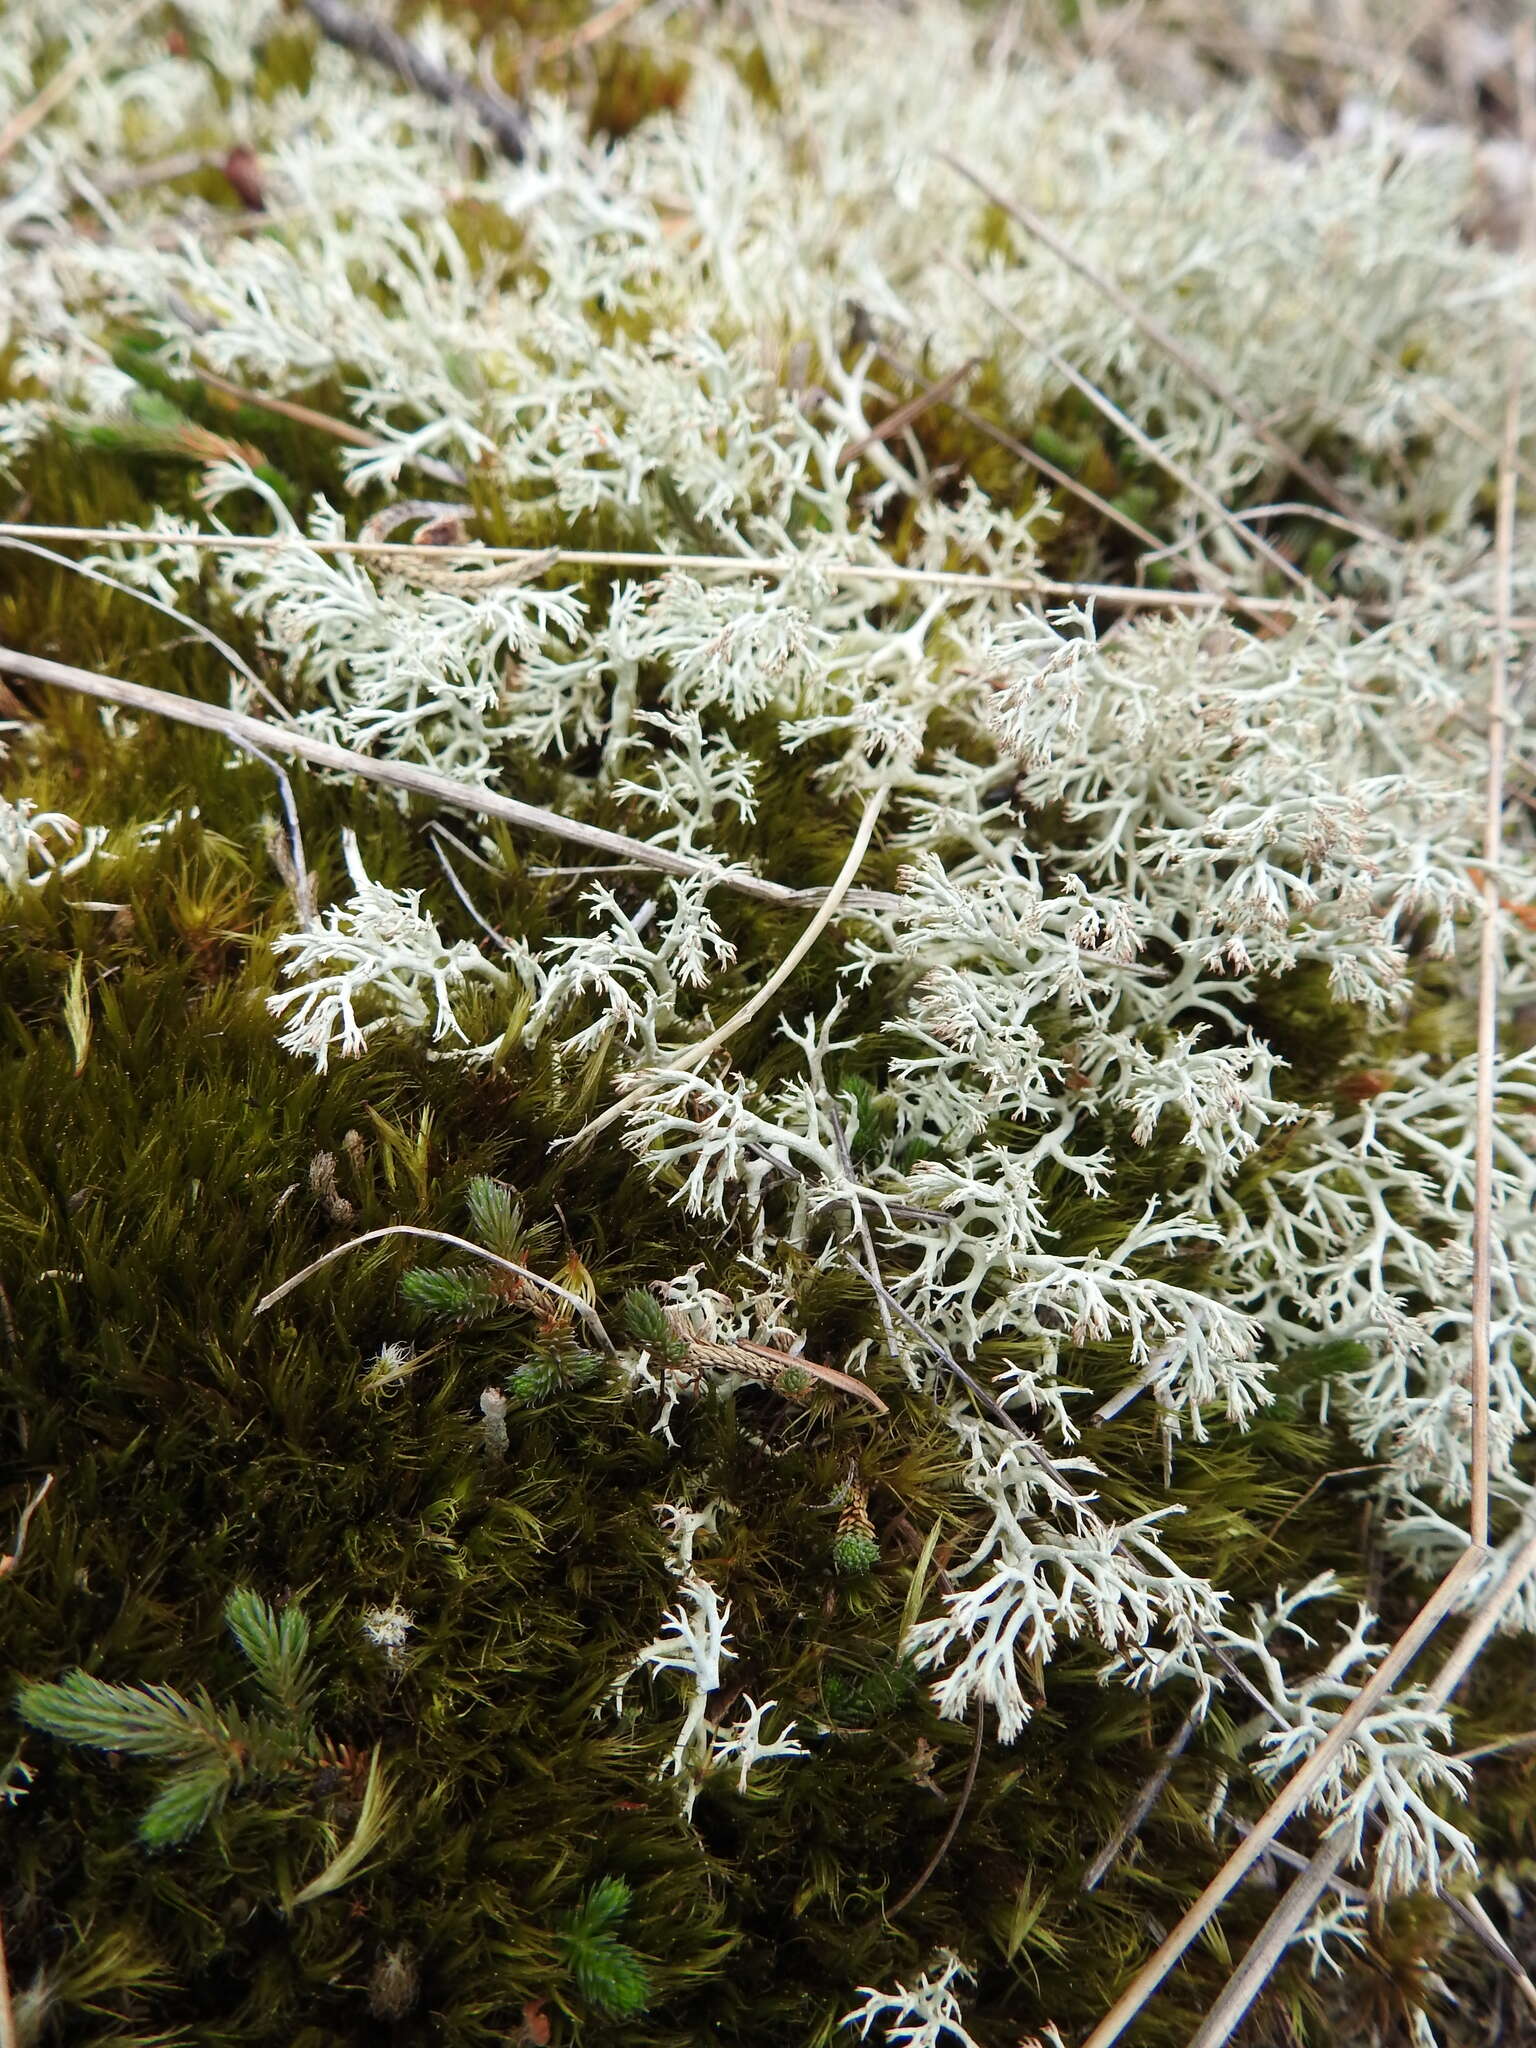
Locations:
611;1500;808;1816
842;1952;989;2048
6;0;1536;1995
0;793;86;892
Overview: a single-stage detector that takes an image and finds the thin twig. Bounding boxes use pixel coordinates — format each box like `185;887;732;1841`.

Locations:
1247;1465;1389;1563
536;0;662;62
557;787;887;1156
0;1473;55;1582
1294;284;1536;498
1470;363;1524;1550
427;824;511;951
1080;1545;1488;2048
823;1088;900;1361
0;0;159;164
838;358;981;467
847;1252;1073;1484
950;258;1310;596
1454;1729;1536;1765
888;1703;986;1916
0;1902;15;2048
227;729;314;926
0;522;1371;619
0;646;897;913
940;155;1390;538
254;1224;613;1349
1225;500;1407;552
1081;1703;1200;1892
848;1247;1294;1736
94;148;218;197
874;343;1164;555
192;369;467;489
301;0;528;161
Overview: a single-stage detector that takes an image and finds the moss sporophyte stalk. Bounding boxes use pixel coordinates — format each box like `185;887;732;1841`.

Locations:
3;1;1536;2043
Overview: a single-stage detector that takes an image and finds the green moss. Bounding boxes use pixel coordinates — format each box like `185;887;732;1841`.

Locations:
0;691;1394;2039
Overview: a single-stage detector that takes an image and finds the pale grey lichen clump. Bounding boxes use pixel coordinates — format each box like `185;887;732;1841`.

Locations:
4;0;1536;2022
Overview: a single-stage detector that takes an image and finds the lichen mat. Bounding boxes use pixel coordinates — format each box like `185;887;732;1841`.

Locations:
2;1;1535;2043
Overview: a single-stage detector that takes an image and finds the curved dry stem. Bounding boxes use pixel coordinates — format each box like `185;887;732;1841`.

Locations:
254;1226;613;1352
557;785;887;1158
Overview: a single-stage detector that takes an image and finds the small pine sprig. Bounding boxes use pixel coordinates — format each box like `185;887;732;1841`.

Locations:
556;1875;653;2019
402;1181;565;1326
400;1264;502;1320
464;1175;557;1266
508;1347;606;1407
832;1472;879;1576
224;1586;319;1728
15;1669;233;1762
621;1288;692;1367
15;1589;323;1848
137;1761;240;1848
15;1669;243;1848
836;1075;889;1164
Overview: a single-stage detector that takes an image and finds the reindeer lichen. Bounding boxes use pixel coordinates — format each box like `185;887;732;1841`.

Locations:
3;2;1536;2045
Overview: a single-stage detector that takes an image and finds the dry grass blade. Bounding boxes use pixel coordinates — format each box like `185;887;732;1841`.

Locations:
285;1746;392;1909
1231;1825;1536;2016
0;532;291;721
692;1336;888;1416
0;645;887;912
13;519;1536;627
557;787;886;1157
0;522;1339;618
0;1472;54;1583
1469;104;1529;1547
1080;1546;1487;2048
940;153;1392;539
253;1225;614;1350
0;0;159;165
4;548;307;888
1185;1838;1349;2048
